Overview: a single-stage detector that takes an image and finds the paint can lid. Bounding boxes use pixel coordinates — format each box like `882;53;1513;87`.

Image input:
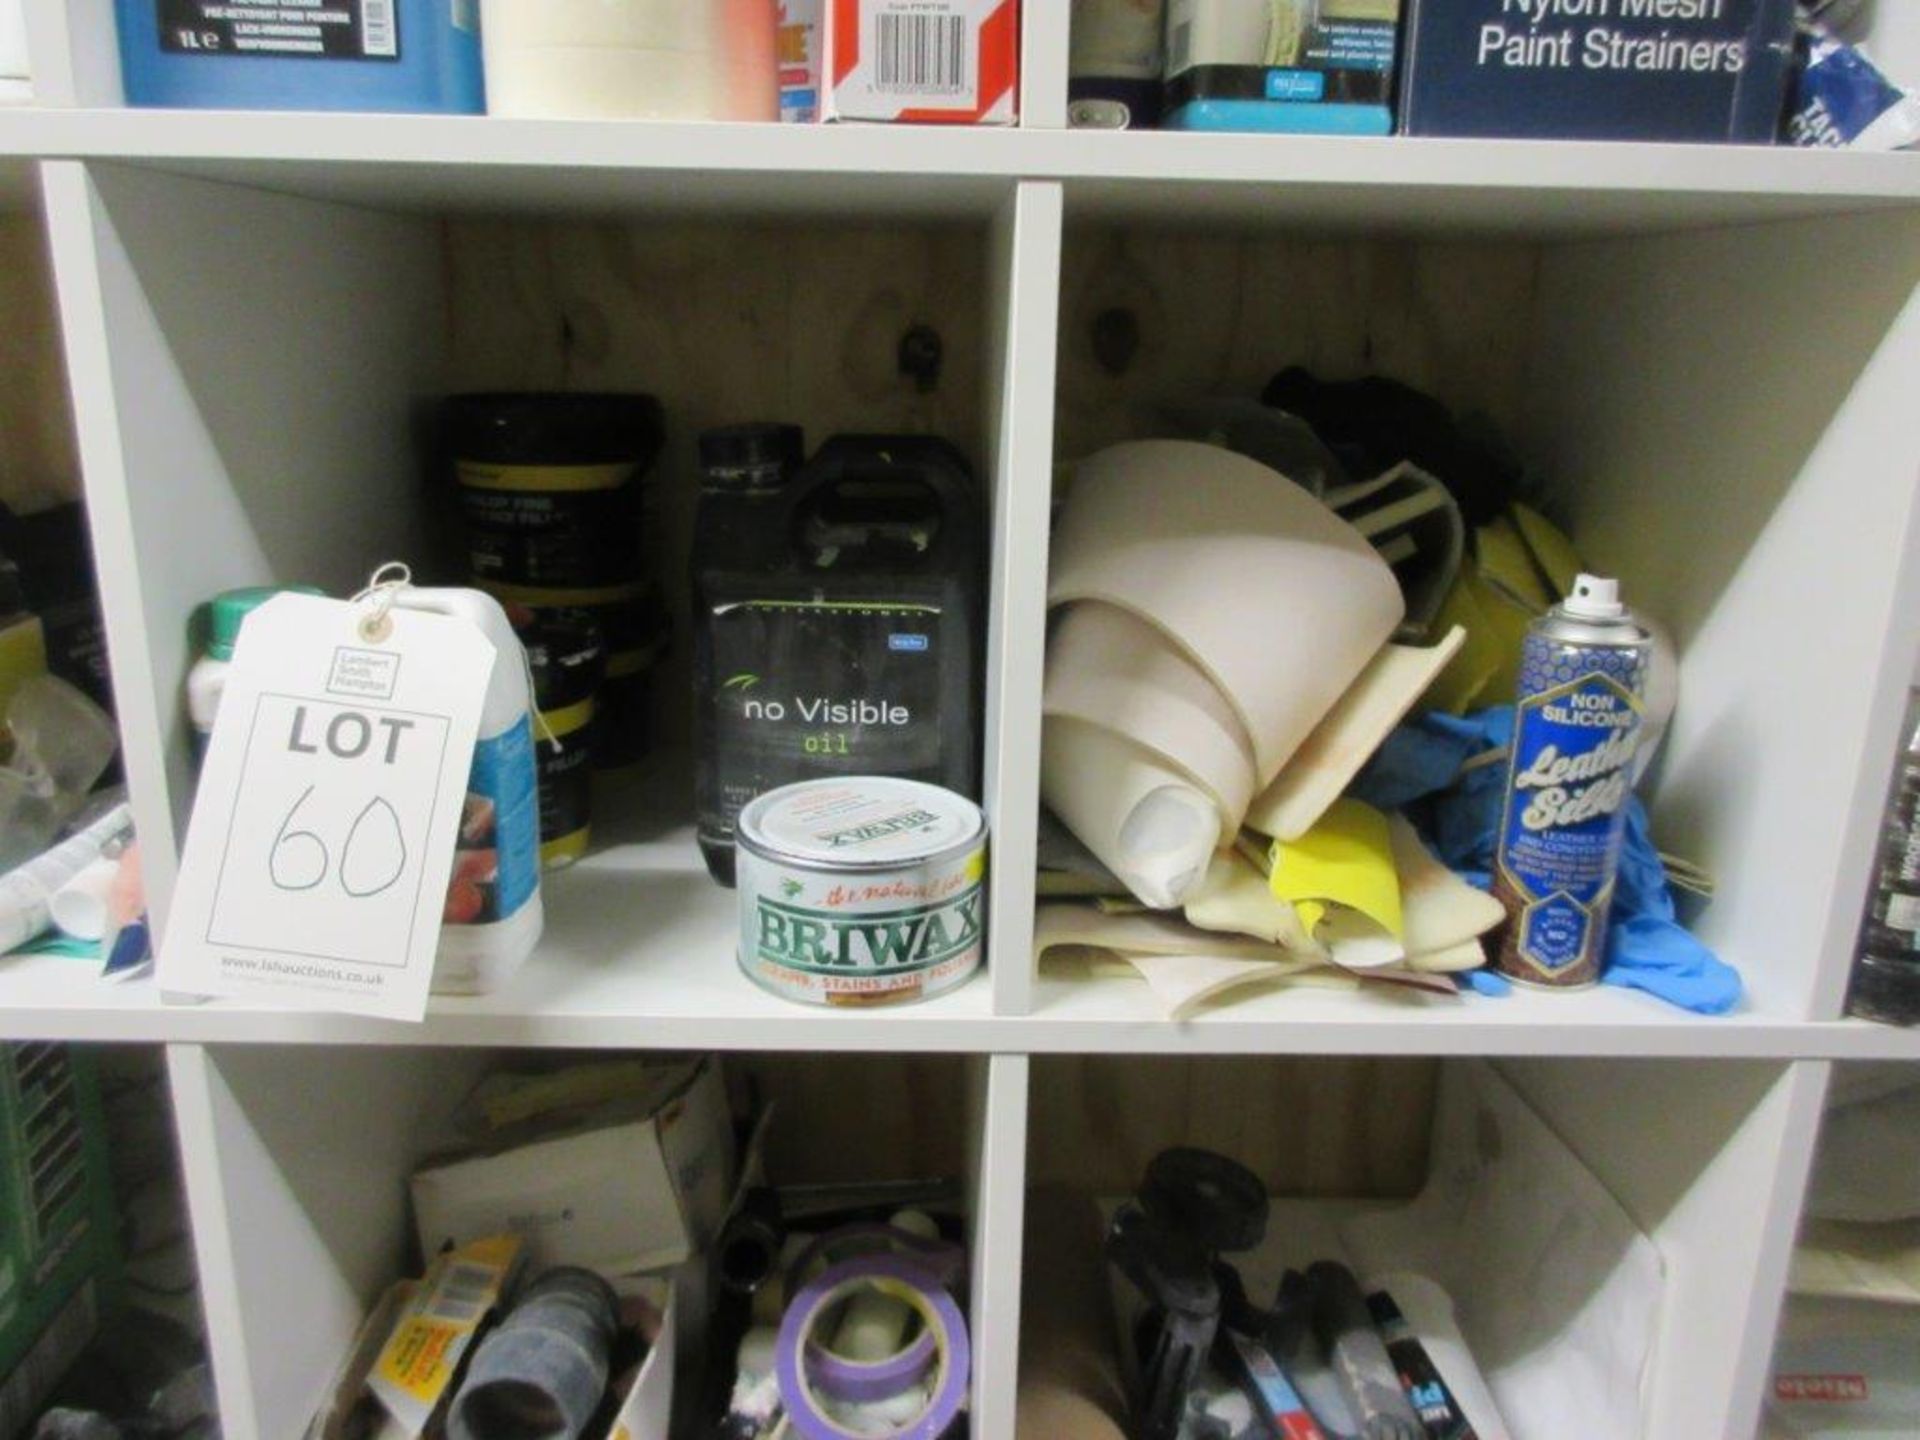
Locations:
445;392;665;468
738;777;985;872
207;585;324;661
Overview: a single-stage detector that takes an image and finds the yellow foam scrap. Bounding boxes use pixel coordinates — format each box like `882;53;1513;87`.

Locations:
1510;502;1583;599
1184;849;1321;954
1388;814;1507;958
1422;576;1501;715
1426;505;1588;714
1475;512;1556;613
1267;798;1403;940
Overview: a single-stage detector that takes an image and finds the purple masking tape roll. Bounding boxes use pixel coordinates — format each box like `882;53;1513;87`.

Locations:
786;1223;966;1301
776;1254;971;1440
806;1325;938;1404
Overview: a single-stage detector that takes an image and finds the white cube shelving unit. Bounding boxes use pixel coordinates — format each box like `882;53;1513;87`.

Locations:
2;3;1920;1437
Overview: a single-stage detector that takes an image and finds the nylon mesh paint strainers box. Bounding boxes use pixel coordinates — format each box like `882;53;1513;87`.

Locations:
1398;0;1797;141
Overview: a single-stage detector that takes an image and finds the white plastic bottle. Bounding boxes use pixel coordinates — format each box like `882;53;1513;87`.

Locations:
188;586;321;768
393;587;545;995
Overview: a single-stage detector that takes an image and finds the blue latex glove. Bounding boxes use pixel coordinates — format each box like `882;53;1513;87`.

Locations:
1348;708;1501;812
1356;707;1744;1015
1601;801;1743;1015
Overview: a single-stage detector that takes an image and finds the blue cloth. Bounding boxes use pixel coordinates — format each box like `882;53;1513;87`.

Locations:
1352;707;1743;1015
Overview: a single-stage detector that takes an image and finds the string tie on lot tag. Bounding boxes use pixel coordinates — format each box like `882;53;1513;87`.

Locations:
351;561;413;643
353;561;562;753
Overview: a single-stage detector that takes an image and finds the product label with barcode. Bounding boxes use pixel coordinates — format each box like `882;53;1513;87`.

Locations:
874;10;969;94
156;0;402;61
826;0;1014;121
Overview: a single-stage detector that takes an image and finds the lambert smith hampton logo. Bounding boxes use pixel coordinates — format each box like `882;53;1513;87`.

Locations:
755;888;984;973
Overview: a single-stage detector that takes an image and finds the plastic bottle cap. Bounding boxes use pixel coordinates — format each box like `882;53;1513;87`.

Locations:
699;423;805;489
1561;573;1626;621
207;586;323;661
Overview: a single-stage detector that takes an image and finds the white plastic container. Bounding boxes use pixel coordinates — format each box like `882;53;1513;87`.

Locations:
189;586;321;768
480;0;779;121
392;587;544;995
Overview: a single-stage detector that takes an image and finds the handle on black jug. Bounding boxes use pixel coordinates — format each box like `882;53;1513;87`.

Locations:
782;435;982;567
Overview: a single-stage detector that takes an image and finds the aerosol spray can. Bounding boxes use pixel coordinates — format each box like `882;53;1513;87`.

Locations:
1492;574;1650;990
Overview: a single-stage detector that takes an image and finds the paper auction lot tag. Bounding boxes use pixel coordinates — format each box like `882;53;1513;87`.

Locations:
162;592;491;1020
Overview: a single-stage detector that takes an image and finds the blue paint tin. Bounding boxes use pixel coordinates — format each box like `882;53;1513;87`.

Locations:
1493;575;1650;990
116;0;485;113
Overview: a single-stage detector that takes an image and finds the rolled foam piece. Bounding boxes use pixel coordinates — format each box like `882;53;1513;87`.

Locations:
1044;601;1259;827
1042;717;1221;910
1049;440;1404;787
49;856;120;942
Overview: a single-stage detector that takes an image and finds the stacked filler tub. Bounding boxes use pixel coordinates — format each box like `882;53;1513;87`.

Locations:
445;394;669;777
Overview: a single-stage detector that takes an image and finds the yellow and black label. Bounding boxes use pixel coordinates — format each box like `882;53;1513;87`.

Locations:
456;460;647;589
455;461;639;494
536;697;596;868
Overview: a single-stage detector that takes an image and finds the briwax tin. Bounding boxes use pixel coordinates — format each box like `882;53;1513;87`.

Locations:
736;777;987;1007
1492;575;1649;991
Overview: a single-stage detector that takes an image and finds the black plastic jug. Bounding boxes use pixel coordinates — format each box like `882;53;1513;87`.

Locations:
693;431;985;886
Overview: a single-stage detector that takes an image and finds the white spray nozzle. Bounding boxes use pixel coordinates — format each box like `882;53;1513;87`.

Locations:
1563;573;1626;621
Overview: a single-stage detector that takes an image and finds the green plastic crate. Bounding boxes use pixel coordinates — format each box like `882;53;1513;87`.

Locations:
0;1043;120;1438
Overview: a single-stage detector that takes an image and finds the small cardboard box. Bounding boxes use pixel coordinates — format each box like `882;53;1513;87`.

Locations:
1398;0;1797;141
779;0;825;123
411;1058;735;1278
824;0;1019;124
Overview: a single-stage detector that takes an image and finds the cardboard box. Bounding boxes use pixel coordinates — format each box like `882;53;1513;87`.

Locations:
779;0;824;122
366;1235;522;1440
0;1044;119;1437
1398;0;1797;141
411;1058;735;1278
824;0;1019;124
1164;0;1402;135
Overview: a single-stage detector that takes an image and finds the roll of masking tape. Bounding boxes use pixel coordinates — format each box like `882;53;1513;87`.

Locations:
776;1255;970;1440
786;1223;966;1301
807;1324;937;1404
